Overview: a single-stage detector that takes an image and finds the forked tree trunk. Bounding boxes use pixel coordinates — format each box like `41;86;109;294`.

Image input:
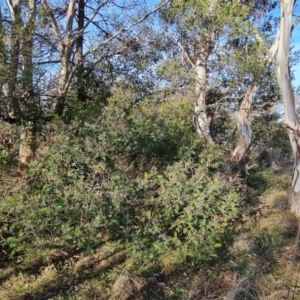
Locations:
42;0;77;117
55;37;75;116
232;85;258;162
275;0;300;215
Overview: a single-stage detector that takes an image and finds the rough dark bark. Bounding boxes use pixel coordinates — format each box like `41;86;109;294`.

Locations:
19;0;36;165
77;0;86;103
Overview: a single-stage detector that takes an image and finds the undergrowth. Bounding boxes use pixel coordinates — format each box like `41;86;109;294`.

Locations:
0;94;296;299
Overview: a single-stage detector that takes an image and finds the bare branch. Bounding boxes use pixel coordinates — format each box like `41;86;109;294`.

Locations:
82;0;111;32
175;39;196;68
291;16;300;32
5;0;17;21
269;32;279;60
254;30;279;64
206;95;242;108
41;0;65;54
84;0;171;59
36;60;61;65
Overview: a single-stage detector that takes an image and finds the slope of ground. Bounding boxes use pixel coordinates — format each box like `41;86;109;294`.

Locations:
1;166;300;300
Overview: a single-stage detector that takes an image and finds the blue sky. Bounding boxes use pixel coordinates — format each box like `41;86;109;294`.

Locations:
291;27;300;88
0;0;299;88
147;0;300;88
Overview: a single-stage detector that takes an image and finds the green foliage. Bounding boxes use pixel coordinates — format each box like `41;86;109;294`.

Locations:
163;0;251;31
0;123;18;166
134;158;241;265
0;89;243;269
252;115;290;154
247;166;291;197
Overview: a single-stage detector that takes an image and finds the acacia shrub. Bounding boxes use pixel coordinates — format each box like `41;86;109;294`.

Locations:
132;148;242;265
0;92;242;269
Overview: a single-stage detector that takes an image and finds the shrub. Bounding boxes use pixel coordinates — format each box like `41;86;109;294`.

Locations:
130;156;242;265
0;96;242;269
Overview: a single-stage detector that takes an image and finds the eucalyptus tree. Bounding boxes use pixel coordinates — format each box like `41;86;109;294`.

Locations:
161;0;226;142
248;0;300;215
0;0;38;164
160;0;274;159
271;0;300;215
0;0;171;165
40;0;171;117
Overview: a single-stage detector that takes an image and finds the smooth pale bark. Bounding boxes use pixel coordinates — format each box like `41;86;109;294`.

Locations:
56;0;76;115
19;125;36;164
232;85;258;162
41;0;76;116
275;0;300;215
19;127;35;164
193;1;217;142
194;58;213;142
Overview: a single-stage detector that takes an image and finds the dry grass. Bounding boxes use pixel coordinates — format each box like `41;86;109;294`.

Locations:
1;169;300;299
223;180;300;300
0;242;126;300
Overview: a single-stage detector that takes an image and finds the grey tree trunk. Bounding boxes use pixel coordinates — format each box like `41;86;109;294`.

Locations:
41;0;77;116
194;58;214;143
193;1;218;143
19;0;36;165
232;85;258;162
19;125;36;165
5;0;36;164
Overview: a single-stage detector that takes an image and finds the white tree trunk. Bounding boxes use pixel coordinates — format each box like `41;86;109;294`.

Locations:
275;0;300;216
194;26;216;143
55;56;71;115
194;60;213;142
232;85;258;162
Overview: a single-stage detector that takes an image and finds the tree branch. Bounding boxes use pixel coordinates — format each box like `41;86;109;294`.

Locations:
41;0;65;54
82;0;111;32
66;0;77;36
175;38;196;68
83;0;171;59
5;0;16;21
